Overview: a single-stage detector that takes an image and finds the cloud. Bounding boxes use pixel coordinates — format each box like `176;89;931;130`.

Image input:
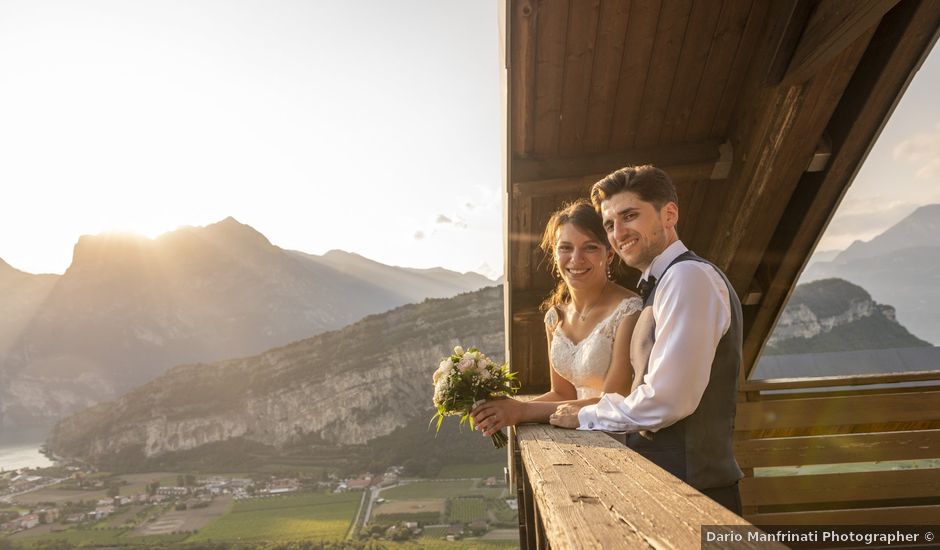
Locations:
893;121;940;180
434;213;468;229
413;231;425;240
817;198;919;251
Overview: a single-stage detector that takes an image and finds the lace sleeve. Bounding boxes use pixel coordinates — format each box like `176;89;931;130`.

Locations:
599;297;643;339
544;307;559;329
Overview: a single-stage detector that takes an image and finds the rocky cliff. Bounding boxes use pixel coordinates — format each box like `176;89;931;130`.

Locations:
46;286;504;463
765;278;930;354
802;204;940;344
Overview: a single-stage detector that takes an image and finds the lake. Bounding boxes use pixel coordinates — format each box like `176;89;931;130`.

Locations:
0;430;53;470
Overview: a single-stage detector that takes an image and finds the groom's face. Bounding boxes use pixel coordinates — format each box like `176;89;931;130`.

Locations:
600;191;672;271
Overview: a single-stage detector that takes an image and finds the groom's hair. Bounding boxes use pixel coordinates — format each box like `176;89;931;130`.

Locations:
590;165;678;212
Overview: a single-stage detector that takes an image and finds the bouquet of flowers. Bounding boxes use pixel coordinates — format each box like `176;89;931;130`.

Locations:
431;345;519;448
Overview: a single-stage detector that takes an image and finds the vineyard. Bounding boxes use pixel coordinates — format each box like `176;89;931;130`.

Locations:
447;497;486;523
188;492;360;543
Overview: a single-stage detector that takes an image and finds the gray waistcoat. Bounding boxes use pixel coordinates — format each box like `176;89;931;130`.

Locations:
625;250;744;490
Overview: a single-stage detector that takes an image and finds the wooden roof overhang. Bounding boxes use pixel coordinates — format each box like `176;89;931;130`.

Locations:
502;0;940;391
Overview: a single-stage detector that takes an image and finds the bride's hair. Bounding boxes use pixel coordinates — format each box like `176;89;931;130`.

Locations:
539;199;614;314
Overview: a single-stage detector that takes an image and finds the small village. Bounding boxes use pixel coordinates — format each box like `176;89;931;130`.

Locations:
0;462;517;545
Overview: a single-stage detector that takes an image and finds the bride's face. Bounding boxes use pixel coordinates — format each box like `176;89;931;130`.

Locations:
554;223;612;291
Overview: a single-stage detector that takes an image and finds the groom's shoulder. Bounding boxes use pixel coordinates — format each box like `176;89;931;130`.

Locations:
662;258;728;294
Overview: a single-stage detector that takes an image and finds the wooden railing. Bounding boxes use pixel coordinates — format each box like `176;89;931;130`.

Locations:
508;424;773;549
507;371;940;547
735;372;940;525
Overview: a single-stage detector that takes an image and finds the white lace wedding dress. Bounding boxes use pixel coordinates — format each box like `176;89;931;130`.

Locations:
544;297;644;399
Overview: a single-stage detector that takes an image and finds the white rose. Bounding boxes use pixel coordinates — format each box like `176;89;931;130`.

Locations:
454;346;465;356
457;355;476;372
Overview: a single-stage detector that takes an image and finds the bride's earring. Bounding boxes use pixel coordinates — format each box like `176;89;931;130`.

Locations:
606;262;612;280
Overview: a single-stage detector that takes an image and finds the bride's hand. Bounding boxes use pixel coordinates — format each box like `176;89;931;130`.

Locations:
549;403;582;429
471;398;522;437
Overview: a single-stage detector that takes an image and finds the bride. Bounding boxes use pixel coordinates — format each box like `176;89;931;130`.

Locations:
472;199;642;437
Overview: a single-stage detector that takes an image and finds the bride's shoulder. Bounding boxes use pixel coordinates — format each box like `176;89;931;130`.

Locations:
543;305;561;327
607;285;643;314
607;283;641;303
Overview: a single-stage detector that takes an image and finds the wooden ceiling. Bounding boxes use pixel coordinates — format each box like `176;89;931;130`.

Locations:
503;0;940;390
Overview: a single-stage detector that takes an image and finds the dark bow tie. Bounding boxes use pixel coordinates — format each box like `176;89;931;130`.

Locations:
637;276;657;301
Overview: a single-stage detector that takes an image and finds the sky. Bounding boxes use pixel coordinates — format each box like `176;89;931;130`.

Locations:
0;1;937;277
0;0;503;278
814;43;940;253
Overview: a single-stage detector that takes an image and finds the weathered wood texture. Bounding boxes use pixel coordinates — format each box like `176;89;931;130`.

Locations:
748;504;940;526
741;468;940;506
783;0;903;85
739;0;940;377
510;0;759;160
512;424;779;549
740;370;940;392
735;390;940;434
735;429;940;467
735;382;940;521
506;0;940;390
504;0;940;535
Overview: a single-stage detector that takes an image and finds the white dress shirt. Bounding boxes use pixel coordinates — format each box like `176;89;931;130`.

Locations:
577;240;731;432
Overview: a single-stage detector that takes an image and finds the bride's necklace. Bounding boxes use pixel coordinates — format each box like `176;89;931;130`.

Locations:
571;281;608;322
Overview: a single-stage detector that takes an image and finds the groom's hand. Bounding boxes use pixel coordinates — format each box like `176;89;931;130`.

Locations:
549;404;582;429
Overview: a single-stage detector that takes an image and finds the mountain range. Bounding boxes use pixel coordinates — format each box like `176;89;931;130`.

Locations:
0;218;494;433
46;285;505;469
801;204;940;344
47;277;929;470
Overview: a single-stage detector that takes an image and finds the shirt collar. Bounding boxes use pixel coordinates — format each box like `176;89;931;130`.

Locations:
641;240;688;283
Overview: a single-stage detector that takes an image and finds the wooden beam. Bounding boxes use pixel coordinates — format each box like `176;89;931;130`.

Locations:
764;0;816;85
734;390;940;432
783;0;902;86
741;370;940;392
739;0;940;379
746;504;940;526
709;26;876;332
735;429;940;467
740;468;940;506
509;0;538;158
512;139;723;182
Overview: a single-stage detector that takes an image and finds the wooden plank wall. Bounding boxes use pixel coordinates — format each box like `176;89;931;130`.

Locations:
734;379;940;525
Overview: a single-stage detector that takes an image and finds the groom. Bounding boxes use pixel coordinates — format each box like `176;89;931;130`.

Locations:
549;165;744;514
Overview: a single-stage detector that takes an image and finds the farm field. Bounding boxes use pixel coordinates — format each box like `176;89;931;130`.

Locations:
448;497;486;523
11;527;187;547
133;495;231;535
373;498;445;522
396;538;519;549
383;480;503;500
188;491;360;543
435;462;506;479
369;477;518;546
